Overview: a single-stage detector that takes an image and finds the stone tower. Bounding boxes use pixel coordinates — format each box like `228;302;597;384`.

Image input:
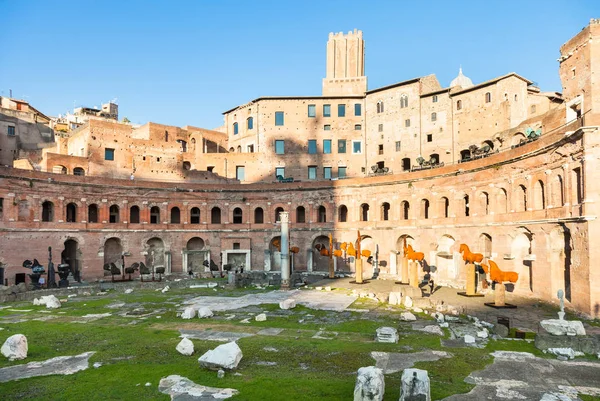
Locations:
559;18;600;125
322;29;367;96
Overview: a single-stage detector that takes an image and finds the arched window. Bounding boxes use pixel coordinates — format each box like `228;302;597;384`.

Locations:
553;175;564;207
296;206;306;223
165;130;169;142
376;101;384;113
360;203;369;221
456;100;462;110
109;205;119;223
429;153;439;164
211;207;221;224
485;92;491;103
338;205;348;222
254;207;264;224
431;112;437;122
88;204;98;223
73;167;85;176
275;207;284;222
190;207;200;224
402;158;411;171
464;194;470;217
233;122;238;135
150;206;160;224
42;201;54;222
400;95;408;108
516;185;527;212
52;165;67;174
236;145;242;153
460;149;471;161
496;188;508;214
233;207;243;224
317;206;326;223
534;180;545;210
130;205;140;224
441;197;449;218
191;138;196;151
171;207;181;224
480;192;489;215
247;117;253;130
381;202;390;221
66;203;77;222
479;233;492;258
401;201;410;220
229;147;235;152
421;199;430;219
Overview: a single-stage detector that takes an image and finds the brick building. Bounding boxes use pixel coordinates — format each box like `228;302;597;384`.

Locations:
1;20;600;317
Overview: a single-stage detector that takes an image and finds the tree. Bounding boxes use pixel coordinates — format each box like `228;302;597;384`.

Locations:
122;117;130;124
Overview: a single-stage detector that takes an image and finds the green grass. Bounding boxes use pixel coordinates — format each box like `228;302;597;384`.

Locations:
0;286;596;400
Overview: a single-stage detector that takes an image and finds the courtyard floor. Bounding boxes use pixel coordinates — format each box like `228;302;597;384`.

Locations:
0;277;598;400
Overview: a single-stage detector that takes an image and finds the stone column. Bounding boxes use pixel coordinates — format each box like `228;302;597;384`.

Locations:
280;212;290;289
466;263;476;295
410;261;419;289
401;257;409;283
355;257;364;284
495;282;506;306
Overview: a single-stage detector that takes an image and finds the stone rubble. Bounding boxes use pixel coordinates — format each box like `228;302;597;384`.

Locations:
400;368;430;401
353;366;385;401
158;375;238;400
376;327;399;343
540;319;586;336
400;312;417;321
197;307;213;318
279;299;296;310
1;334;28;361
255;313;267;322
198;342;243;370
176;338;195;356
181;306;196;319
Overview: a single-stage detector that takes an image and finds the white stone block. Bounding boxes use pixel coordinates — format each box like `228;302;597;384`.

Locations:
1;334;28;361
255;313;267;322
404;296;413;308
354;366;385;401
279;299;297;310
540;319;586;336
400;368;430;401
464;335;476;344
176;338;194;356
376;327;398;343
198;307;214;318
400;312;417;321
198;341;243;370
181;306;196;319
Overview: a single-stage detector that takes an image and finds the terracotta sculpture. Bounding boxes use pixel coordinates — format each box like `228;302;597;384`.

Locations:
481;260;518;283
404;244;424;261
459;244;483;264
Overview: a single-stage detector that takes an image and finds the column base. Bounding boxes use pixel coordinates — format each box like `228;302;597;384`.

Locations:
349;280;370;285
457;292;485;297
484;302;517;309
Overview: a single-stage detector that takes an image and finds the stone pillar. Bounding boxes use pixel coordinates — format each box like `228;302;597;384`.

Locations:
410;261;419;289
402;257;409;283
495;282;506;306
280;212;290;289
466;264;476;295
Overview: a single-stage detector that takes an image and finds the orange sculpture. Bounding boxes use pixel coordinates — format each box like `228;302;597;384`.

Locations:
273;238;299;254
459;244;484;264
404;244;424;261
481;260;519;283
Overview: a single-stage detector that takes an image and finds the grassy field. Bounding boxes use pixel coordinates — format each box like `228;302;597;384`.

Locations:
0;282;592;400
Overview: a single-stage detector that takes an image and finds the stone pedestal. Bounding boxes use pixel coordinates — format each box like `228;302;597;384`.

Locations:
280;212;290;289
401;257;409;283
466;264;476;295
409;261;419;289
495;282;506;306
328;257;335;279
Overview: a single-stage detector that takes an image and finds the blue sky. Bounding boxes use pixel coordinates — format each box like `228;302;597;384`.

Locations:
0;1;598;129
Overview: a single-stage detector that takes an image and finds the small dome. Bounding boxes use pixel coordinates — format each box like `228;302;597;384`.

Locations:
450;67;474;89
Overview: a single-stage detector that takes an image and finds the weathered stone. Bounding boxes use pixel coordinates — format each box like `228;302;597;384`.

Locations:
176;338;194;356
124;289;134;294
417;325;444;336
388;292;401;305
181;306;196;319
476;330;488;339
354;366;385;401
546;347;584;360
371;351;451;374
1;334;27;361
400;368;430;401
158;375;238;400
404;296;413;308
494;323;509;338
432;312;444;323
464;335;476;344
412;307;423;313
197;307;213;318
400;312;417;321
217;369;225;378
376;327;398;343
540;319;586;336
161;286;170;293
0;351;95;383
534;332;600;355
279;299;296;310
198;342;243;370
255;313;267;322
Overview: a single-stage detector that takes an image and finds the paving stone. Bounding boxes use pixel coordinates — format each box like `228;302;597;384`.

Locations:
179;329;254;342
370;350;451;374
0;352;95;383
158;374;238;400
257;328;284;336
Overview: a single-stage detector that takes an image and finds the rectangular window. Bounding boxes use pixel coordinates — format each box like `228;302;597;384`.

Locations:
275;167;285;179
432;95;438;103
308;166;317;180
275;111;284;126
405;119;411;127
324;124;331;131
323;139;332;154
7;126;15;136
308;140;317;154
352;141;362;154
378;144;384;155
338;139;347;154
427;134;433;142
395;141;401;152
105;148;115;161
338;166;347;178
308;104;316;117
236;166;245;181
247;117;253;130
378;124;383;132
247;144;254;153
323;167;332;179
354;124;361;130
354;103;361;116
233;123;238;135
275;140;285;154
323;104;331;117
338;104;346;117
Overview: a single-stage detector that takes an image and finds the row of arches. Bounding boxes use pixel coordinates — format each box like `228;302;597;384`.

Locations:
51;165;85;176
